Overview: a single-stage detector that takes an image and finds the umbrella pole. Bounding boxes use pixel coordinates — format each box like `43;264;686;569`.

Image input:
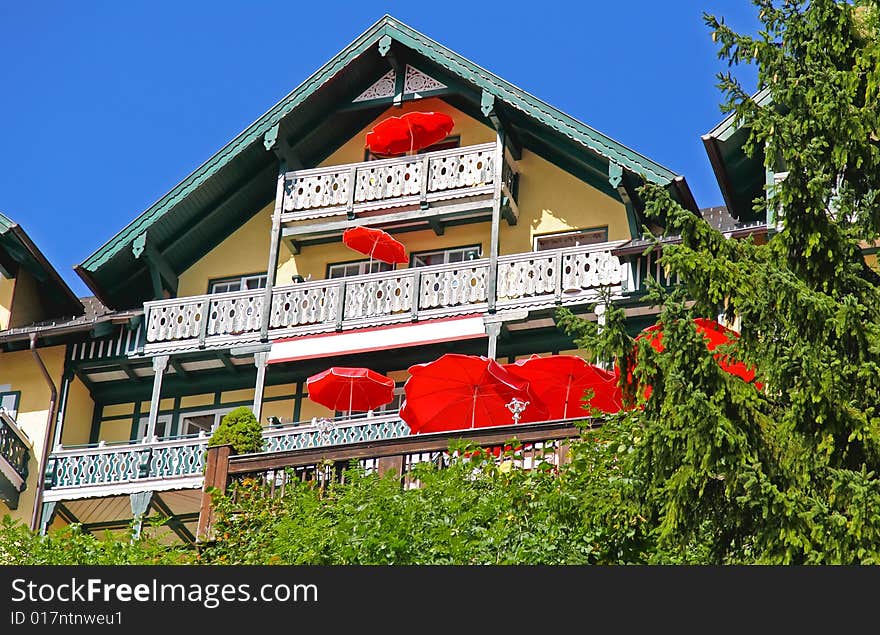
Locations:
471;386;477;429
563;375;571;420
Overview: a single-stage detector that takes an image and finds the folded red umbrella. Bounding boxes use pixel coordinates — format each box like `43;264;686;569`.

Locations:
306;367;395;413
505;354;622;418
342;226;407;265
365;111;454;156
400;354;548;434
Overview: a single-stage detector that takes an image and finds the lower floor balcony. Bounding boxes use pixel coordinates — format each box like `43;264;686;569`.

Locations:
43;412;413;503
40;414;586;544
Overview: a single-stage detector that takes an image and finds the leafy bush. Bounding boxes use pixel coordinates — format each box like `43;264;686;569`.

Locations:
0;515;195;565
208;406;264;455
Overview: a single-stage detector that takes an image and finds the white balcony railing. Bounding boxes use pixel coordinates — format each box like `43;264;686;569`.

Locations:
281;142;499;222
142;242;628;352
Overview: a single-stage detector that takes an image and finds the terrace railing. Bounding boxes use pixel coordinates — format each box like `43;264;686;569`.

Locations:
197;417;592;540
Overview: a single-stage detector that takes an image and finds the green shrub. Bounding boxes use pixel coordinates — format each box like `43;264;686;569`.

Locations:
208;406;264;455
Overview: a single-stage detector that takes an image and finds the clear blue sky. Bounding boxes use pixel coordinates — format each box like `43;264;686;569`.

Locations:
0;1;760;297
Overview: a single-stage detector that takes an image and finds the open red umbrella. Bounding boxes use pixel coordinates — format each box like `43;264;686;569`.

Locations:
365;111;454;156
505;354;622;418
342;226;407;266
400;354;548;434
639;317;757;383
306;367;395;414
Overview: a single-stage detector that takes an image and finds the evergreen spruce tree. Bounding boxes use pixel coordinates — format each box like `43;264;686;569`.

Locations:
560;0;880;563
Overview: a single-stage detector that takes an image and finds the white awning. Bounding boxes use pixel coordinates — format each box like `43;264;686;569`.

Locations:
268;315;487;364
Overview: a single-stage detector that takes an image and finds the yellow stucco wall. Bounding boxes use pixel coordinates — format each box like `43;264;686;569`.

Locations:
867;253;878;273
0;276;14;331
320;97;495;167
501;149;629;254
8;269;46;329
177;201;274;298
59;376;94;447
0;345;65;524
177;97;627;297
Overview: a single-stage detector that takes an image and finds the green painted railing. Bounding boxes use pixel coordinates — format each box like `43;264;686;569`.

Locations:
45;414;412;492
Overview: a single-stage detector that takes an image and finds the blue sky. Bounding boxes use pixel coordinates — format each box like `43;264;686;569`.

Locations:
0;1;760;297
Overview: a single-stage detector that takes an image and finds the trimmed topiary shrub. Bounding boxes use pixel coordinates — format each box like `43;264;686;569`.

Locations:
208;406;264;455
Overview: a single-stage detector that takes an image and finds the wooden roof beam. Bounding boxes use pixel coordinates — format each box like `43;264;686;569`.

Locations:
480;91;522;160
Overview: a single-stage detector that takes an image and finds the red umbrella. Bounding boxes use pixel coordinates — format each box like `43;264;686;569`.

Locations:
365;111;455;156
639;318;757;383
306;367;395;414
505;354;622;418
400;354;548;434
342;226;407;265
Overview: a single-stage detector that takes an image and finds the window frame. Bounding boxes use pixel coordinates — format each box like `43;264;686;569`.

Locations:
408;244;483;268
532;227;609;252
0;390;21;419
207;272;268;295
326;258;395;279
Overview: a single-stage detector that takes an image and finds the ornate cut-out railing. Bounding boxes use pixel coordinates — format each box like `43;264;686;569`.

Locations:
142;242;628;351
281;142;499;221
44;434;210;493
0;410;30;486
43;416;412;496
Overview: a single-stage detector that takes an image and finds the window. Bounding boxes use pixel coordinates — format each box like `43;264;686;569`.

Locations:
335;387;404;419
209;273;267;294
364;135;461;161
534;228;608;251
327;260;394;279
410;245;482;268
134;409;228;441
134;414;172;441
0;391;20;419
178;411;228;436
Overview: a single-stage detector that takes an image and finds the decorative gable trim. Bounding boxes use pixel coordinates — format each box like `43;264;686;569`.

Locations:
353;65;447;103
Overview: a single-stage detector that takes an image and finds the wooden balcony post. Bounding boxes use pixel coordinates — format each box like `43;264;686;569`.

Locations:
487;130;504;312
145;355;169;440
197;444;231;542
377;455;405;478
410;269;422;321
260;170;286;341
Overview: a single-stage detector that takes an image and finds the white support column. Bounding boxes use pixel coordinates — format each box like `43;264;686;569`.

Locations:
252;351;269;423
130;491;153;540
487;129;504;313
51;371;73;451
260;170;286;341
486;322;503;360
145;355;169;440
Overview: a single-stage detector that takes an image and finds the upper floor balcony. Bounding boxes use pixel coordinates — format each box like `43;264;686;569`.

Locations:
142;241;629;355
280;141;515;231
0;409;30;509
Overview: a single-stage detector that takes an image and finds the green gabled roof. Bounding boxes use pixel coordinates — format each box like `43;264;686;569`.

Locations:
0;212;84;321
78;15;695;309
702;88;772;222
